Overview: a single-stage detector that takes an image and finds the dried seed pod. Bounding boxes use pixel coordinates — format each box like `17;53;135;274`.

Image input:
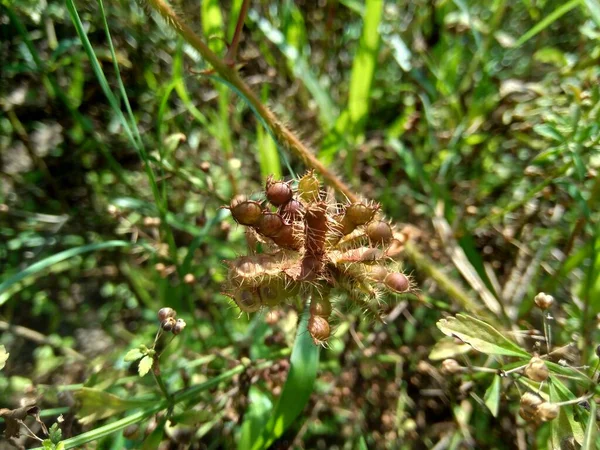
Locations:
520;392;543;415
366;220;393;245
384;272;410;293
229;196;263;226
161;317;177;332
537;402;559;422
228;257;263;286
158;307;176;322
173;318;187;335
266;176;293;206
233;289;262;313
279;199;304;223
271;223;302;250
441;359;463;375
525;356;549;382
310;296;332;318
534;292;554;310
308;315;330;345
299;255;323;281
345;202;378;226
297;172;320;202
336;247;384;264
256;212;285;237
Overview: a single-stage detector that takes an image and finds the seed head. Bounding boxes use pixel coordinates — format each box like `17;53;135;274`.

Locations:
158;307;176;322
266;176;293;206
525;356;549;382
229;196;263;226
384;272;410;293
534;292;554;310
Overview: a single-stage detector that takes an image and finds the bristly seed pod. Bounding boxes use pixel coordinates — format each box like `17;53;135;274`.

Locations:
271;223;302;250
266;176;293;206
158;307;176;322
233;289;262;313
299;255;323;281
304;202;328;256
279;199;304;222
229;196;263;226
384;272;410;293
310;297;332;318
367;265;388;282
308;315;330;345
297;171;320;202
345;202;378;226
367;220;393;245
256;212;284;237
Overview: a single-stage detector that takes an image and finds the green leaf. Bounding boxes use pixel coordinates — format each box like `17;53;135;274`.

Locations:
0;345;8;370
251;310;320;450
138;355;154;377
584;0;600;27
483;375;501;417
534;123;565;142
549;376;585;445
0;241;130;305
124;349;144;362
582;397;598;450
55;443;65;450
436;314;530;358
428;337;471;361
238;387;273;449
75;388;153;425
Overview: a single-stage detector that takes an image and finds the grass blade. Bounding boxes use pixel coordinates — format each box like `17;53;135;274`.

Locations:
582;398;598;450
514;0;582;48
251;310;320;450
0;241;130;304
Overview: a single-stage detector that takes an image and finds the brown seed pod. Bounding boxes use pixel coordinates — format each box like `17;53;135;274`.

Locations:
336;247;384;264
161;317;177;332
366;220;393;245
172;318;187;335
158;307;176;322
441;359;463;375
537;402;559;422
297;171;320;202
229;196;263;226
256;212;285;237
271;223;302;250
367;265;388;282
233;289;262;313
384;272;410;293
520;392;543;416
266;176;293;206
279;199;304;223
299;255;323;281
228;257;264;286
534;292;554;310
310;297;332;318
308;315;330;345
345;202;378;226
524;356;549;382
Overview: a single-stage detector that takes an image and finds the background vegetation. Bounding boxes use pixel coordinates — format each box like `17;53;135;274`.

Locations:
2;0;600;448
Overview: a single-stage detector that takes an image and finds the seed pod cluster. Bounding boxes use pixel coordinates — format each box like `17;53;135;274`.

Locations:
519;392;559;423
158;307;186;335
223;172;414;346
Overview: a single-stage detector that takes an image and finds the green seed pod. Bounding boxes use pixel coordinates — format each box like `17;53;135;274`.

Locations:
297;172;320;202
366;220;393;245
345;202;378;226
384;272;410;293
265;176;293;206
234;289;262;312
256;212;284;237
229;196;263;226
258;279;287;307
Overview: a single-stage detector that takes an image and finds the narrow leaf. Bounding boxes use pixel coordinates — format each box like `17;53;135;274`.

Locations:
436;314;530;358
515;0;582;48
483;375;501;417
251;311;320;450
75;388;153;425
582;398;597;450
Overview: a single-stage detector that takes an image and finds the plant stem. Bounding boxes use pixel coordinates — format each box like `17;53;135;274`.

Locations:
225;0;250;65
